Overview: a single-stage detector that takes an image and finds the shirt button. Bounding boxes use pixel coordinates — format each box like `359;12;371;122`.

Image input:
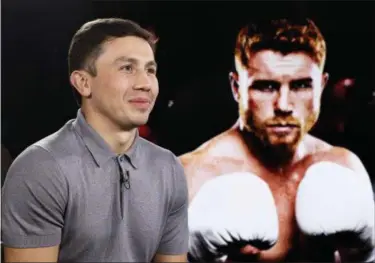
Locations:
120;155;126;162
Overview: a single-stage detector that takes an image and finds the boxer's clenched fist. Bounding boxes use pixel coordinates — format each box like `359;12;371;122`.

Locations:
295;161;375;262
188;172;279;262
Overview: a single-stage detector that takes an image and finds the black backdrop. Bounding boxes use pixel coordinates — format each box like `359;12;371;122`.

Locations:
2;0;375;181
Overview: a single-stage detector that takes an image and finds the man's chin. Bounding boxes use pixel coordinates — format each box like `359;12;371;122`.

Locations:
131;116;150;127
117;115;149;131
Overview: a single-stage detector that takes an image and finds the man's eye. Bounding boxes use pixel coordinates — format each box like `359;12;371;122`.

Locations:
120;65;133;73
147;68;157;75
291;82;312;90
251;81;279;92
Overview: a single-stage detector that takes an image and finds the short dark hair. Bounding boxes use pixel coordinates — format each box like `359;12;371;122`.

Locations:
68;18;157;105
235;18;326;71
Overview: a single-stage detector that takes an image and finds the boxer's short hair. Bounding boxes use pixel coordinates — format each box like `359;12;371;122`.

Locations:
234;18;326;70
68;18;157;105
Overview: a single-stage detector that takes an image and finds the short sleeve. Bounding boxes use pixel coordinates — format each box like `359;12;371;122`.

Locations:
157;154;189;255
1;145;68;248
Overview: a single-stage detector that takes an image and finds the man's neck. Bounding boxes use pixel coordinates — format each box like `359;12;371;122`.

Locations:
81;108;137;155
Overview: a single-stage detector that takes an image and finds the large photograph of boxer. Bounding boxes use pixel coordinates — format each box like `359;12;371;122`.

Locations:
178;18;375;262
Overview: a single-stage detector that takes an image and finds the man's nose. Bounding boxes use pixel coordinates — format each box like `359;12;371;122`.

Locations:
134;71;151;91
275;86;293;115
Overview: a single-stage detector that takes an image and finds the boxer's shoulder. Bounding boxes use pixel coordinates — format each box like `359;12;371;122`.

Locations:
303;135;368;177
179;130;252;202
179;129;247;177
303;134;333;154
179;148;218;203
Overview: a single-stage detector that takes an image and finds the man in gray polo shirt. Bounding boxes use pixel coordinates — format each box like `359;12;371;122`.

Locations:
2;18;189;262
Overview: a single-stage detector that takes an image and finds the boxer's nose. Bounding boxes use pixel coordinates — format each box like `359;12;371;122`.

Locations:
275;86;293;116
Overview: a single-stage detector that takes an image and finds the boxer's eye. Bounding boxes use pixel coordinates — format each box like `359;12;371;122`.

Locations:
290;78;313;91
251;80;280;92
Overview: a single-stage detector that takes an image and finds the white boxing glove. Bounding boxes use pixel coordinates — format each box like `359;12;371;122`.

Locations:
295;161;375;262
188;172;279;262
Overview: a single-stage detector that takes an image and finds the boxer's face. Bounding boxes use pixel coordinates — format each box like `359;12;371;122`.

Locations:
80;36;158;130
231;50;328;150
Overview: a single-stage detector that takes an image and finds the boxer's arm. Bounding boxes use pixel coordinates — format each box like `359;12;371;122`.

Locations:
179;152;199;203
336;148;375;203
321;147;374;204
331;147;371;181
335;147;375;194
178;152;193;178
343;149;375;261
179;151;219;204
1;145;67;262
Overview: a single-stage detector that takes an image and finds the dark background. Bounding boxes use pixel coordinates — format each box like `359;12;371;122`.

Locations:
2;1;375;182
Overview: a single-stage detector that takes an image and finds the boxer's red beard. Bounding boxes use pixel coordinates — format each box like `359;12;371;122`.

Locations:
243;112;318;152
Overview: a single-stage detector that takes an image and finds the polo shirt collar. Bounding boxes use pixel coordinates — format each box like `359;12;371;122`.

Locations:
72;109;140;169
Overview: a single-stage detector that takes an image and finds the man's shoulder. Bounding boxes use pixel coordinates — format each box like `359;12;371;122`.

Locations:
9;120;78;174
6;143;64;185
306;134;357;158
304;134;333;153
34;119;79;155
305;134;367;175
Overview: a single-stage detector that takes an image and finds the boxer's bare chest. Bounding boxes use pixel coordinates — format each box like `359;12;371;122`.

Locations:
192;156;311;261
238;157;316;260
187;133;335;261
258;169;304;261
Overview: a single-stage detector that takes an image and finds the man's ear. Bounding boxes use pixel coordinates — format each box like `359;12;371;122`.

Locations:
322;72;329;90
70;70;92;98
229;71;240;102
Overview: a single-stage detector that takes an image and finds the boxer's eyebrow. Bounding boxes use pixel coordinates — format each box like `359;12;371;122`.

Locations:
290;77;313;86
291;77;313;83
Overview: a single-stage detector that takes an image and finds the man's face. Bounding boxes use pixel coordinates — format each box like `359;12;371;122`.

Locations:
231;50;328;150
85;36;159;130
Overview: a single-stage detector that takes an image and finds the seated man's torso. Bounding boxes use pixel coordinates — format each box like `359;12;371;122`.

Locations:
38;119;175;262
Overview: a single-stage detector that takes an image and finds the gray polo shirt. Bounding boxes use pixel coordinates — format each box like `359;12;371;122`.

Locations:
1;110;189;262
